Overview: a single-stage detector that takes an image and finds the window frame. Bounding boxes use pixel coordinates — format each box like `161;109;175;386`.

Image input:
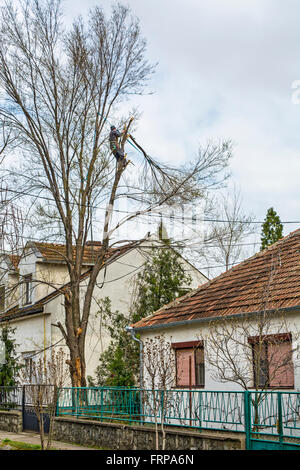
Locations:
249;333;294;390
172;340;205;389
22;351;36;384
24;274;32;305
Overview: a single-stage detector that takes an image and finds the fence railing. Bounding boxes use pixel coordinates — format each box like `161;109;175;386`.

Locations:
57;387;246;432
1;385;300;444
0;386;23;410
56;387;300;439
247;391;300;439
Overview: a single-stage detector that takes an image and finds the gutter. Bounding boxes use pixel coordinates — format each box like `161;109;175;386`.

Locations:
132;304;300;333
126;326;143;386
0;307;46;324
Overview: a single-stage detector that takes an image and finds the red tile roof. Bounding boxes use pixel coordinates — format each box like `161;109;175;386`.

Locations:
1;241;138;323
132;228;300;330
32;241;124;265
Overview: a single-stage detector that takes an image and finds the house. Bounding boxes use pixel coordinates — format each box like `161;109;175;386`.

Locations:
0;236;207;382
131;228;300;392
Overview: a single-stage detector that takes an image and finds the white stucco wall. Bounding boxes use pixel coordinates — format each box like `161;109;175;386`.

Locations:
0;257;19;311
138;310;300;392
1;241;207;384
3;312;52;363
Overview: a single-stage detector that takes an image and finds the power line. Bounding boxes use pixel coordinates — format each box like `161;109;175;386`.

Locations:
2;187;299;225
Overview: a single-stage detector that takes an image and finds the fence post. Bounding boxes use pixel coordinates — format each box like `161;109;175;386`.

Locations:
129;389;132;425
100;388;103;422
22;385;25;430
198;391;202;431
244;390;251;450
277;392;283;448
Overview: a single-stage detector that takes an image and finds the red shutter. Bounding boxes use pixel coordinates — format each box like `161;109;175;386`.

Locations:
176;348;195;387
268;341;294;388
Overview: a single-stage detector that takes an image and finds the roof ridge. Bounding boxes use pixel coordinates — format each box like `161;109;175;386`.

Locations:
132;227;300;329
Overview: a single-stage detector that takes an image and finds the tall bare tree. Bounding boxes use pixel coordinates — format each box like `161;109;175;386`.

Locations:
200;188;254;276
0;0;231;386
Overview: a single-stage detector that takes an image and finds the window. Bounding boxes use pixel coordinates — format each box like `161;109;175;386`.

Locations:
249;333;294;389
22;352;36;383
0;285;5;312
172;341;205;388
24;274;32;305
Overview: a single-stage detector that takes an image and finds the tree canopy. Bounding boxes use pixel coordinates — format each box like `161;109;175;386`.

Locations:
260;208;283;250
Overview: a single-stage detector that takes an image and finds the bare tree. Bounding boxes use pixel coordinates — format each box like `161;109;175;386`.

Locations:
0;178;24;314
21;347;68;450
0;0;231;386
200;253;299;427
199;188;254;276
142;334;176;450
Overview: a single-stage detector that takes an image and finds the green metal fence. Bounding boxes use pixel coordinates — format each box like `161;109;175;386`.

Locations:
56;387;300;449
245;391;300;450
57;387;245;432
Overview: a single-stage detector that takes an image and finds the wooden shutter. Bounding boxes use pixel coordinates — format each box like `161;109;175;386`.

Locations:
176;348;195;387
268;341;294;388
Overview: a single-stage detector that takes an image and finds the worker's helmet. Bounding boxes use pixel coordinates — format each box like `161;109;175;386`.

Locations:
111;125;116;130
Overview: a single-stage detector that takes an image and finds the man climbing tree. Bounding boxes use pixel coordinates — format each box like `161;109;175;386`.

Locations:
260;208;283;250
109;125;126;163
0;0;231;386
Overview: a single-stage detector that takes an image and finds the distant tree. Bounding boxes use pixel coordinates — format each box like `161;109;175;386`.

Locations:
260;208;283;250
202;189;254;273
0;326;22;386
132;234;192;324
92;236;192;386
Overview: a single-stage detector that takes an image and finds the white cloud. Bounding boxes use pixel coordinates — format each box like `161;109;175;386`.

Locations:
62;0;300;236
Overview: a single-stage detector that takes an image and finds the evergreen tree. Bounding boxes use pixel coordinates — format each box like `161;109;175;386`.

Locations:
91;237;192;386
90;298;138;387
0;326;22;386
260;208;283;250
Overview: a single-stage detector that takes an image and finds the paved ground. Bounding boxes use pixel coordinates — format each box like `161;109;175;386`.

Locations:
0;429;97;450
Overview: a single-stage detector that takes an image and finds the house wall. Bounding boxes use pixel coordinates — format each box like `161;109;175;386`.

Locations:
35;262;69;300
2;312;52;368
18;248;37;306
0;258;19;311
6;272;19;309
0;241;207;384
138;310;300;392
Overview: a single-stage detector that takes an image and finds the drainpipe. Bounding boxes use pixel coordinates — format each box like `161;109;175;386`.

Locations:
125;326;143;387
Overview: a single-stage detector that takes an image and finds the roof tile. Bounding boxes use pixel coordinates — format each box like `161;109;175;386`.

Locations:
132;228;300;329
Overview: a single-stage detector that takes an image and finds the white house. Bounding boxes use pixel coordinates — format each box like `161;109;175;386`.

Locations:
132;228;300;393
0;236;207;382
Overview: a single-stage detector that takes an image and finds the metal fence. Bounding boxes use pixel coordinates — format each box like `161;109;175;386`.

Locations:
0;386;22;411
246;391;300;442
57;387;246;432
2;385;300;449
0;385;54;433
57;387;300;440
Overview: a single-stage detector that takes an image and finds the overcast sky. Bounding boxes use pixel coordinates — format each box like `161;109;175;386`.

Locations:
64;0;300;238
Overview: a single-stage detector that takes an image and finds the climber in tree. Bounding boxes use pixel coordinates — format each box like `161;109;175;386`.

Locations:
109;125;125;162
